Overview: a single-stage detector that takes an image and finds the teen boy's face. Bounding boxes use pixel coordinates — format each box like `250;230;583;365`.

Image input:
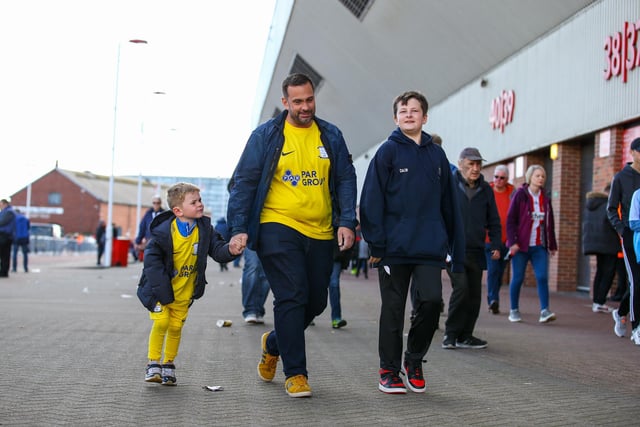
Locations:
176;191;204;221
394;98;427;135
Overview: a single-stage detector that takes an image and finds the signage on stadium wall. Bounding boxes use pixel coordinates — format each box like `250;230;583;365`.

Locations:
603;18;640;83
489;90;515;133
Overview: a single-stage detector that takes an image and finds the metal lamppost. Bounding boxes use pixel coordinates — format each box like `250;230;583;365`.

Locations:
135;91;166;241
105;38;148;267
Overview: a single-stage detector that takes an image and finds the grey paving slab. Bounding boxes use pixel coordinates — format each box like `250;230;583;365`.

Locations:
0;252;637;426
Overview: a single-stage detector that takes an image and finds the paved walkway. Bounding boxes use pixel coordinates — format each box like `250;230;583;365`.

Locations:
0;252;638;426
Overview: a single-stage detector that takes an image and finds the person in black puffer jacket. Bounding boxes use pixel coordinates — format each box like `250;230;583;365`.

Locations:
583;184;621;313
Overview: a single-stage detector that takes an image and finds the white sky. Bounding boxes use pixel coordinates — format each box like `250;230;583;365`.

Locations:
0;0;277;199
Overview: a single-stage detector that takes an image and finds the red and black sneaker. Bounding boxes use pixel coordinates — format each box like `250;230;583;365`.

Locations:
378;368;406;394
401;359;426;393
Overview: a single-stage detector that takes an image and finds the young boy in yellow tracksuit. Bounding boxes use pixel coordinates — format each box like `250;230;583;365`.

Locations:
137;182;241;385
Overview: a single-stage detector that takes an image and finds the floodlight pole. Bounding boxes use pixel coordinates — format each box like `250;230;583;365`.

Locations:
105;39;148;267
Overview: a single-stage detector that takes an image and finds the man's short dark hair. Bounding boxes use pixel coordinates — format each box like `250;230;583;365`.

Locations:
282;73;314;98
393;91;429;117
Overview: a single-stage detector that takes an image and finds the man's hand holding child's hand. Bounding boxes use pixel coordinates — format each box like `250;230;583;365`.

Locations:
228;233;247;256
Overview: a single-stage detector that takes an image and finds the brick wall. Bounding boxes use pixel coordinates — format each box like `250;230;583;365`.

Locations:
593;127;626;296
11;171;102;236
593;129;622;191
11;169;142;238
549;143;582;292
98;204;142;239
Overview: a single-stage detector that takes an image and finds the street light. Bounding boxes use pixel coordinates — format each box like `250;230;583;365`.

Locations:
135;91;166;241
105;38;148;268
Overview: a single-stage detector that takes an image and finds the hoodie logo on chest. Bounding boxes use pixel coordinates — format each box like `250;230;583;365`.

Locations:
399;168;408;173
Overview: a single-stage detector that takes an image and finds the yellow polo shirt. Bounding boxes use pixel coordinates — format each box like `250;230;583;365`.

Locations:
170;220;199;303
260;121;333;240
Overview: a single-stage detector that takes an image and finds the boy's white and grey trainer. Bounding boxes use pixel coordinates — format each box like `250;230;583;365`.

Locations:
161;363;177;386
144;363;162;383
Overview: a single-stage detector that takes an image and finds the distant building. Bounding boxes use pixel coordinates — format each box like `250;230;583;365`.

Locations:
10;168;231;238
149;176;230;221
10;168;170;238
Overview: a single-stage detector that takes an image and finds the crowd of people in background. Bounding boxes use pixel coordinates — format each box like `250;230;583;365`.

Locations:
219;75;637;399
4;72;637;400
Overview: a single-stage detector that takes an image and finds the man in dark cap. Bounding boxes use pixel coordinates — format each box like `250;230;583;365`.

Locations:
443;147;501;350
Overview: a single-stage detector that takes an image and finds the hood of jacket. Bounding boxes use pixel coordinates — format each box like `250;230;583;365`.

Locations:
387;127;432;146
585;191;608;211
150;210;177;232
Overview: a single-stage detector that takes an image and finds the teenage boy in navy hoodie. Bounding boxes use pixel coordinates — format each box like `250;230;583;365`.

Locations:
360;91;464;394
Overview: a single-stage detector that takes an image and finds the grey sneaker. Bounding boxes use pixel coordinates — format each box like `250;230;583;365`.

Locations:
539;309;556;323
612;309;627;337
508;309;522;322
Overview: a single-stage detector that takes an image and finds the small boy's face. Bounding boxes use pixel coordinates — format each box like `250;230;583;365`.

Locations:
173;191;204;221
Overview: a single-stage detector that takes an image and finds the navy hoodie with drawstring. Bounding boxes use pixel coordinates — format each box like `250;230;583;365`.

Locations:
359;129;464;272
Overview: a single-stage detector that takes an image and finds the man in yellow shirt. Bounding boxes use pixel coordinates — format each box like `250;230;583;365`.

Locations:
227;73;357;398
